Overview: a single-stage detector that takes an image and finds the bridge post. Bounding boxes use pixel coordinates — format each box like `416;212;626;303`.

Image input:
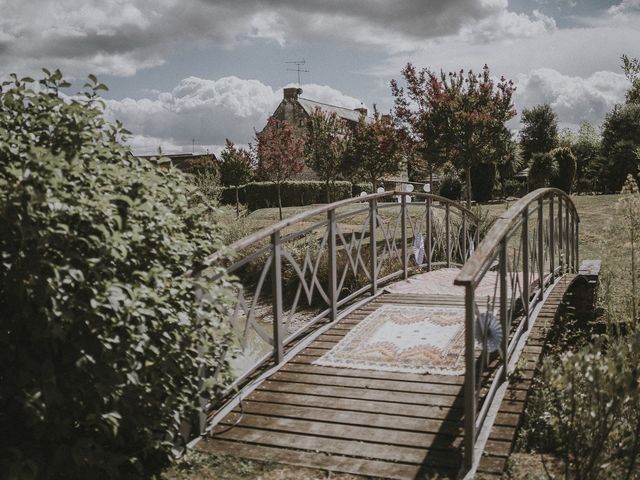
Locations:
575;217;580;271
564;198;573;272
369;199;378;295
464;284;476;471
401;195;408;280
462;212;468;261
445;203;451;268
522;209;530;330
271;231;284;364
328;210;338;321
549;196;555;278
500;238;508;382
558;196;564;274
426;198;432;272
538;198;544;301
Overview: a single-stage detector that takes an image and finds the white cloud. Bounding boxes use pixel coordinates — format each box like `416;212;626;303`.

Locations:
514;68;628;128
608;0;640;16
105;76;364;154
460;9;556;43
0;0;561;78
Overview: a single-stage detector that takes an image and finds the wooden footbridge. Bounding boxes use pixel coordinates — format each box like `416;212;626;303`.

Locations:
190;189;583;479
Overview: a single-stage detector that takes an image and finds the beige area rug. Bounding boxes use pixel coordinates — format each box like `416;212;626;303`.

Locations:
313;304;466;375
384;268;531;301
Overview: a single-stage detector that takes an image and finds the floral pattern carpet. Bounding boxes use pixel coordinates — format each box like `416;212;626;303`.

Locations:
314;304;467;375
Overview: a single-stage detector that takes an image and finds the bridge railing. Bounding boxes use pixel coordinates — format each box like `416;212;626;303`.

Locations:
198;191;479;408
454;188;579;471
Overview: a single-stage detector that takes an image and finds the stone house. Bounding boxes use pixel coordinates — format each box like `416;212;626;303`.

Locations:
263;87;408;184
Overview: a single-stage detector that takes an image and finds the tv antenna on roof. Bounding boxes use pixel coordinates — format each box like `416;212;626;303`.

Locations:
286;59;309;86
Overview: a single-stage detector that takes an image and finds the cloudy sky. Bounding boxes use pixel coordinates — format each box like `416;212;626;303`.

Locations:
1;0;638;155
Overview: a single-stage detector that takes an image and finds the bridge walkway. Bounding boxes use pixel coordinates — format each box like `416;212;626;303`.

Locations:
198;274;577;479
193;188;583;479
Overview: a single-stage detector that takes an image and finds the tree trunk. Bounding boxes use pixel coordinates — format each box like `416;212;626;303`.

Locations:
326;179;331;203
371;176;377;194
465;165;472;208
277;182;283;220
235;185;239;218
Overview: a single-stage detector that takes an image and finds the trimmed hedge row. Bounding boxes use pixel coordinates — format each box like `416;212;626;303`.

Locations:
221;181;353;210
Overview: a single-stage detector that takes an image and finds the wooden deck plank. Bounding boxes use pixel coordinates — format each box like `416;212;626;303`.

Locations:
208;427;462;468
247;389;465;420
271;371;465;395
215;413;464;450
258;379;465;407
200;439;457;480
233;400;464;436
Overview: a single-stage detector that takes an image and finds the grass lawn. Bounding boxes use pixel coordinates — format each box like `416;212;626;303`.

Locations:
170;193;620;479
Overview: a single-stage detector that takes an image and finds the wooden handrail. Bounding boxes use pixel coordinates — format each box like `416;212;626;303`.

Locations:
454;188;579;287
200;190;478;269
455;187;580;473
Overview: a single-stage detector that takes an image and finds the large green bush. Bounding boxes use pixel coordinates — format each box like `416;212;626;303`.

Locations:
527;151;558;190
220;180;353;210
0;72;232;478
550;147;577;194
438;174;463;200
470;161;496;202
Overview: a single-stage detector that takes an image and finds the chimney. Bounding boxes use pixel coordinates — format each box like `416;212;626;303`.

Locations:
284;87;302;100
354;107;368;117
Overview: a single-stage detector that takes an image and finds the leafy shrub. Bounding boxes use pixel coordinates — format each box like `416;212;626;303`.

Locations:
0;71;232;478
524;333;640;480
470;161;496;202
528;151;557;190
550;147;577;194
438;175;463;200
352;182;373;196
220;181;353;210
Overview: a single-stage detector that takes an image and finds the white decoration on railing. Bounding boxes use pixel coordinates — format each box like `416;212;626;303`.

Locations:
475;311;502;353
413;232;425;265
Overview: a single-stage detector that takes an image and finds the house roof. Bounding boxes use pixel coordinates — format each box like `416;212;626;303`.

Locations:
297;97;372;123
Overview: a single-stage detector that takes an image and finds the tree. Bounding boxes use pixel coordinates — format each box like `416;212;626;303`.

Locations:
496;138;523;198
0;71;232;478
220;139;254;216
572;122;601;193
255;119;305;220
343;113;404;193
601;103;640;192
392;63;516;207
305;108;349;203
622;54;640;104
551;147;577;194
220;140;254;187
527;147;576;194
520;104;559;164
528;151;557;190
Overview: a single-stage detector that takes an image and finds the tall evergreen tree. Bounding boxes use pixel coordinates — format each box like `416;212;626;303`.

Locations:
519;104;559;164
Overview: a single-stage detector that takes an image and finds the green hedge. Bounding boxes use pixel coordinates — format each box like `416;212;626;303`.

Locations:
221;181;353;210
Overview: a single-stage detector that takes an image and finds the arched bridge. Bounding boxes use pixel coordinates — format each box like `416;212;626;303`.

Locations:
192;189;582;479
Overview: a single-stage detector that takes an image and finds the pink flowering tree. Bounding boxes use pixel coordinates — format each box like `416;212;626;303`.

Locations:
392;64;516;206
255;119;305;219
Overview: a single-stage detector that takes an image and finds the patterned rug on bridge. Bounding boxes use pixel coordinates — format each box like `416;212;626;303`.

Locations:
314;304;466;375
